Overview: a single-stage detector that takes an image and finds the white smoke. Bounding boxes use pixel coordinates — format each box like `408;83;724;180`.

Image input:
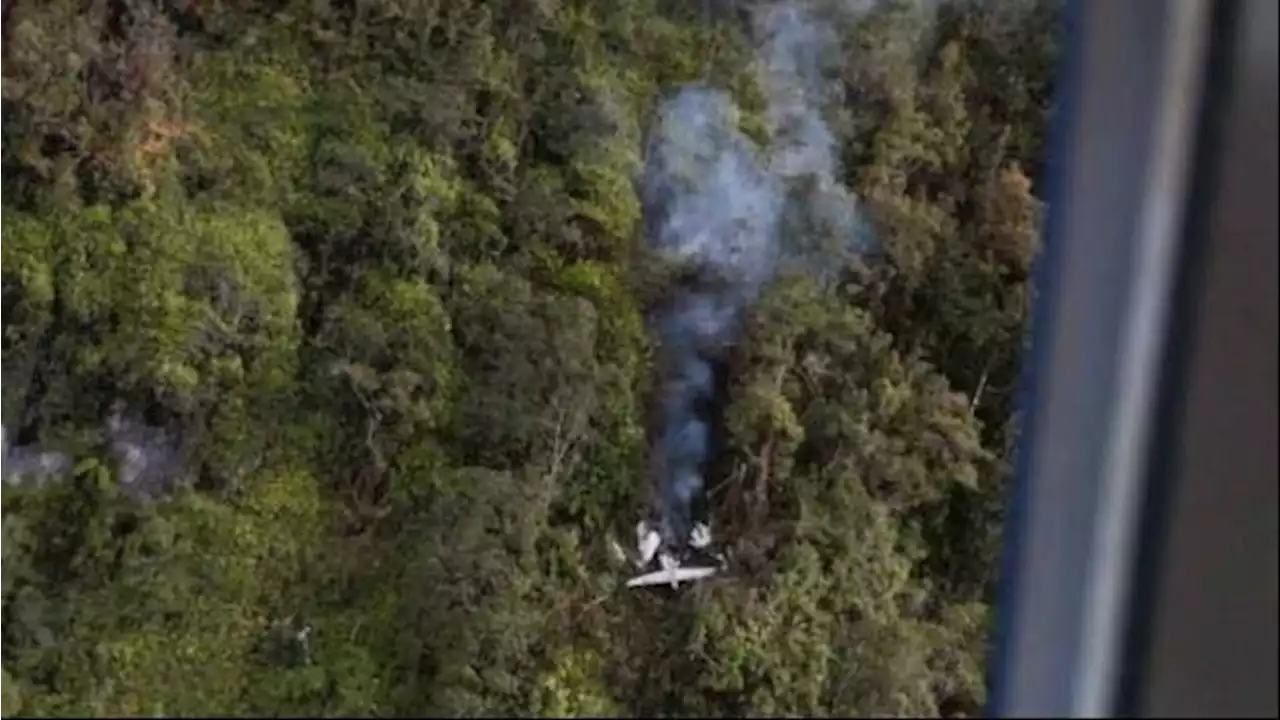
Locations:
2;410;183;502
641;0;875;547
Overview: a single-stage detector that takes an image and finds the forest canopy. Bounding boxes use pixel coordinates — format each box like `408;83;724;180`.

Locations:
2;0;1058;716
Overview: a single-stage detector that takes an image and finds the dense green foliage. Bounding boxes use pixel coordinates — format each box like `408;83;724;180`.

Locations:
3;0;1058;716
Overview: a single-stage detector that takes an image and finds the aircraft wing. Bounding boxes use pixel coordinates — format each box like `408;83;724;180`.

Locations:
626;565;717;588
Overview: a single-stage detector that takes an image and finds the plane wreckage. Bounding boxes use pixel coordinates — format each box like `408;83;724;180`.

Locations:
617;518;726;590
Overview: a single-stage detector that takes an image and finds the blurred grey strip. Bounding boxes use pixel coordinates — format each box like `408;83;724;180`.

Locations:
1131;0;1279;716
991;0;1214;716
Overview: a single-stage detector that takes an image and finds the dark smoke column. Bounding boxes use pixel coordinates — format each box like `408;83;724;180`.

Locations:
640;87;783;550
638;4;873;554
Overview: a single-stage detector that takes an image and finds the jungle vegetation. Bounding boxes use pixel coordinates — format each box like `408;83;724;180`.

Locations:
2;0;1058;716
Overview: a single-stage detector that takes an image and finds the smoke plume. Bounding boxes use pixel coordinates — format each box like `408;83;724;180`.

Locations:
2;408;184;502
641;1;874;548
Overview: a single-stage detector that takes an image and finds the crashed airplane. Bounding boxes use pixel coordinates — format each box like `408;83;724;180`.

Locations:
624;518;723;589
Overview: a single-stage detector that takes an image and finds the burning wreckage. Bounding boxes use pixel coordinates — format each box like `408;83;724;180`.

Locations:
620;86;777;590
619;281;736;591
625;517;724;589
618;4;870;591
623;272;739;590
